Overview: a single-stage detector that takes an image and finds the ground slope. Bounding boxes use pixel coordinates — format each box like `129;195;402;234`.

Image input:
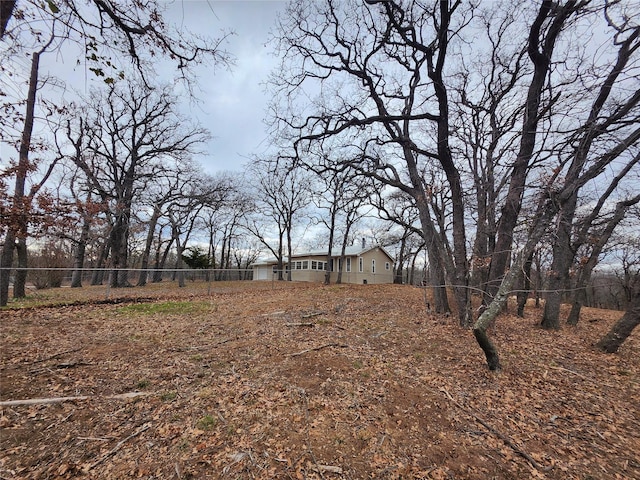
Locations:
1;282;638;479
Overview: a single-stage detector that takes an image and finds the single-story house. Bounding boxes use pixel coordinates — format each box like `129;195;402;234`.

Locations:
251;244;395;284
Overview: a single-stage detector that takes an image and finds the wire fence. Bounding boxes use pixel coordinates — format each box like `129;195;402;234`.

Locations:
1;266;634;311
1;267;254;299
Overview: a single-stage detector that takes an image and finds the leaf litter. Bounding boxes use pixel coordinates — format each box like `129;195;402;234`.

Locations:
0;282;638;479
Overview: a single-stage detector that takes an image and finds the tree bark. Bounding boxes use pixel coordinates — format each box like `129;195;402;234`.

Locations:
324;222;335;286
474;196;560;370
486;0;577;305
595;290;640;353
516;251;534;317
137;205;161;286
2;48;45;304
71;209;92;288
0;0;15;38
13;237;27;298
541;196;577;329
0;231;15;306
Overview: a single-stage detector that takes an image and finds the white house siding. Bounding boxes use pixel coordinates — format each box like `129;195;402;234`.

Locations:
253;265;273;280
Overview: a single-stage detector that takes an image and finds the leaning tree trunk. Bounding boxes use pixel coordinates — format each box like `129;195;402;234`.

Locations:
595;289;640;353
568;195;640;325
474;197;559;370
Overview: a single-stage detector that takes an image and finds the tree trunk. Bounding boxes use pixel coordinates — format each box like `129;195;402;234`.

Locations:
71;213;92;288
109;214;130;288
0;0;16;38
91;242;110;285
566;289;586;326
413;186;450;314
12;237;27;298
153;238;173;283
542;196;578;329
516;251;534;317
137;205;161;286
595;290;640;353
3;48;46;303
568;195;640;324
286;227;293;282
486;1;574;305
324;223;335;286
394;235;407;284
474;196;559;370
0;230;15;306
425;2;471;327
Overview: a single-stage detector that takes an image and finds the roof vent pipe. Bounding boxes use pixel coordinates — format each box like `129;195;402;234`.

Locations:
362;237;366;249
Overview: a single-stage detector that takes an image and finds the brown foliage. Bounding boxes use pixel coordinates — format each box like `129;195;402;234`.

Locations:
1;282;638;479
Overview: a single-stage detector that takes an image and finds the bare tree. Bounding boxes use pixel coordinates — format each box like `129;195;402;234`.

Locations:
0;0;229;305
1;0;230;86
484;0;590;308
308;159;372;285
135;160;207;286
0;33;60;305
244;158;311;281
270;0;475;324
541;19;640;328
69;83;208;287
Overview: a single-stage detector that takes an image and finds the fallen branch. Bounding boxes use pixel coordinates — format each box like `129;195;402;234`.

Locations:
55;361;92;369
0;391;152;407
285;322;315;327
301;311;326;319
28;348;83;365
440;388;551;472
312;464;343;474
86;422;151;471
287;343;347;357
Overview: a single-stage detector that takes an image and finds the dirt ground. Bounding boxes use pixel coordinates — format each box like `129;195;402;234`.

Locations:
0;281;638;479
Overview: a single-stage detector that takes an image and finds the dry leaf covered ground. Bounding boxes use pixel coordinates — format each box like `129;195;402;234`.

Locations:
1;281;638;479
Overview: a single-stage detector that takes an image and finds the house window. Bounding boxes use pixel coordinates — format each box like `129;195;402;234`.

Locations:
358;257;363;272
302;261;308;269
346;257;351;272
311;261;317;270
372;259;376;273
385;262;390;270
295;261;302;270
319;262;325;271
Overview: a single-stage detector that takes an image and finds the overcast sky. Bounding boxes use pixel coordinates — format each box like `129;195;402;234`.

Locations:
166;0;288;174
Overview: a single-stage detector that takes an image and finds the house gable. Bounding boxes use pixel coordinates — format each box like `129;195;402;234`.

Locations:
251;244;394;284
